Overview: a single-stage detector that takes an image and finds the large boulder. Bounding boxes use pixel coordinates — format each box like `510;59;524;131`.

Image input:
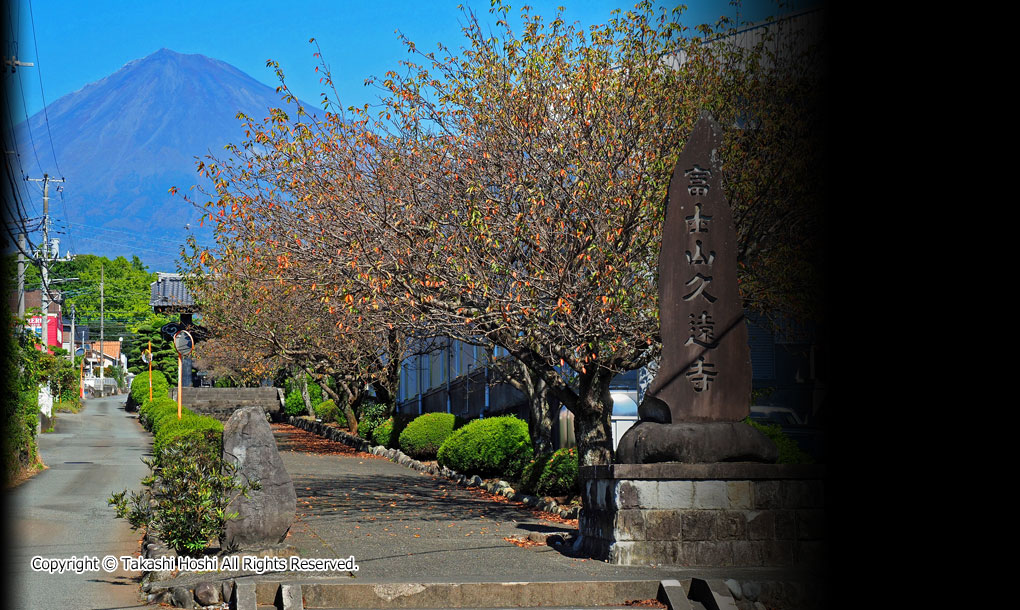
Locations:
221;407;296;550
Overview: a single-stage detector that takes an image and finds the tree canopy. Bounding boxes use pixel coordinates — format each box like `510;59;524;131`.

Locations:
182;1;827;466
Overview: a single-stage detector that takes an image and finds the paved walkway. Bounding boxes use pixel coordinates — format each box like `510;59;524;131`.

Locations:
269;423;803;585
5;395;150;610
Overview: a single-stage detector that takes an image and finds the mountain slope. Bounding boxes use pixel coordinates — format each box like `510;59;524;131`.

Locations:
14;48;313;270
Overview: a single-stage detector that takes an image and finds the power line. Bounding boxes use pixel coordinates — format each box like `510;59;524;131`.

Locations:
26;0;62;177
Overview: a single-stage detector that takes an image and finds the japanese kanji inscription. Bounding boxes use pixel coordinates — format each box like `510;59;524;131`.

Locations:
640;113;751;422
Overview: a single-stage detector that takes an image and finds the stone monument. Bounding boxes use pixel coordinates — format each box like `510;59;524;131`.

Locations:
221;407;297;550
577;113;824;568
616;111;776;464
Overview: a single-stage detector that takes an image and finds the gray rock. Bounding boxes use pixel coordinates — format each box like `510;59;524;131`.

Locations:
221;580;234;604
754;603;767;610
221;407;297;550
725;578;742;600
470;475;483;486
194;581;221;605
170;586;194;608
741;581;761;602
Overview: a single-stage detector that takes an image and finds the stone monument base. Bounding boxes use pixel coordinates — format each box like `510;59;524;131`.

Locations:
577;463;824;567
615;421;778;464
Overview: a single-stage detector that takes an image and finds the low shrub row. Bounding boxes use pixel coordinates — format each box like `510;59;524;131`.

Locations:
138;396;223;464
126;370;169;411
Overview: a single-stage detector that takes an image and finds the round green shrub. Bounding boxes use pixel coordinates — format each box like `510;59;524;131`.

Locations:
315;399;339;423
535;447;578;497
399;413;457;460
373;418;394;447
437;416;533;479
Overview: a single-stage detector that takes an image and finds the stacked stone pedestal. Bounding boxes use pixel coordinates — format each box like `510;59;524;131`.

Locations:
578;463;824;567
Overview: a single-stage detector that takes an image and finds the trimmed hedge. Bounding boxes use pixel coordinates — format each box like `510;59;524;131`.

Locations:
138;396;223;465
398;412;460;460
127;370;169;411
437;416;533;479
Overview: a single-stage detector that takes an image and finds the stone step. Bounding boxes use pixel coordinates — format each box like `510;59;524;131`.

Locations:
244;580;666;610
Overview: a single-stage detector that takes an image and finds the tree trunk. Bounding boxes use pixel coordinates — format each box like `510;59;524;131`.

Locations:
570;372;615;467
300;374;314;417
526;374;554;455
322;380;359;437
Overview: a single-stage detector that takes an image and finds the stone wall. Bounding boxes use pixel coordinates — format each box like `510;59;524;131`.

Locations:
578;463;824;567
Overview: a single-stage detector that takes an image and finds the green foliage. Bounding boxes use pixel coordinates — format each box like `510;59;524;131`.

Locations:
744;418;814;464
4;313;41;484
283;374;327;417
108;434;258;556
36;351;79;403
535;448;578;497
128;369;169;410
399;412;459;460
284;389;307;417
372;418;394;447
153;415;224;458
355;401;388;441
520;448;579;497
139;395;223;466
314;399;347;427
437;416;533;479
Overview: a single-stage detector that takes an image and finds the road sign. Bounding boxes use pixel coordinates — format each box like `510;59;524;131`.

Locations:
141;349;152;364
173;330;194;357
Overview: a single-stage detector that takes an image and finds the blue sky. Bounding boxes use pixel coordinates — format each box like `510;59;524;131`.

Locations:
8;0;816;120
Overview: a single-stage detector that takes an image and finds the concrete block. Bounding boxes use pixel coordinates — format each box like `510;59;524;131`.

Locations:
616;480;658;509
795;509;825;540
746;510;775;540
726;481;752;509
643;509;683;540
658;481;695;509
681;510;715;540
613;509;646;541
233;578;257;610
775;511;796;539
693;481;728;509
658;579;695;610
730;540;764;566
761;540;795;566
687;541;733;567
280;583;304;610
752;480;783;509
715;511;747;540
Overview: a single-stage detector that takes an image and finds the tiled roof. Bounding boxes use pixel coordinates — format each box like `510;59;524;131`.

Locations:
150;273;198;312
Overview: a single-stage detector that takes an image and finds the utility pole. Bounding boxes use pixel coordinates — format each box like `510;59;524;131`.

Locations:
69;305;75;363
100;262;104;381
27;173;64;353
17;232;25;319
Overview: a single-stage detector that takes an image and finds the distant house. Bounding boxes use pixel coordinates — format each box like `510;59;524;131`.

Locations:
83;339;125;375
7;289;63;353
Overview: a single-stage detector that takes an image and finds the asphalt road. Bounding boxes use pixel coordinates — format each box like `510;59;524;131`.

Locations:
5;395;152;610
